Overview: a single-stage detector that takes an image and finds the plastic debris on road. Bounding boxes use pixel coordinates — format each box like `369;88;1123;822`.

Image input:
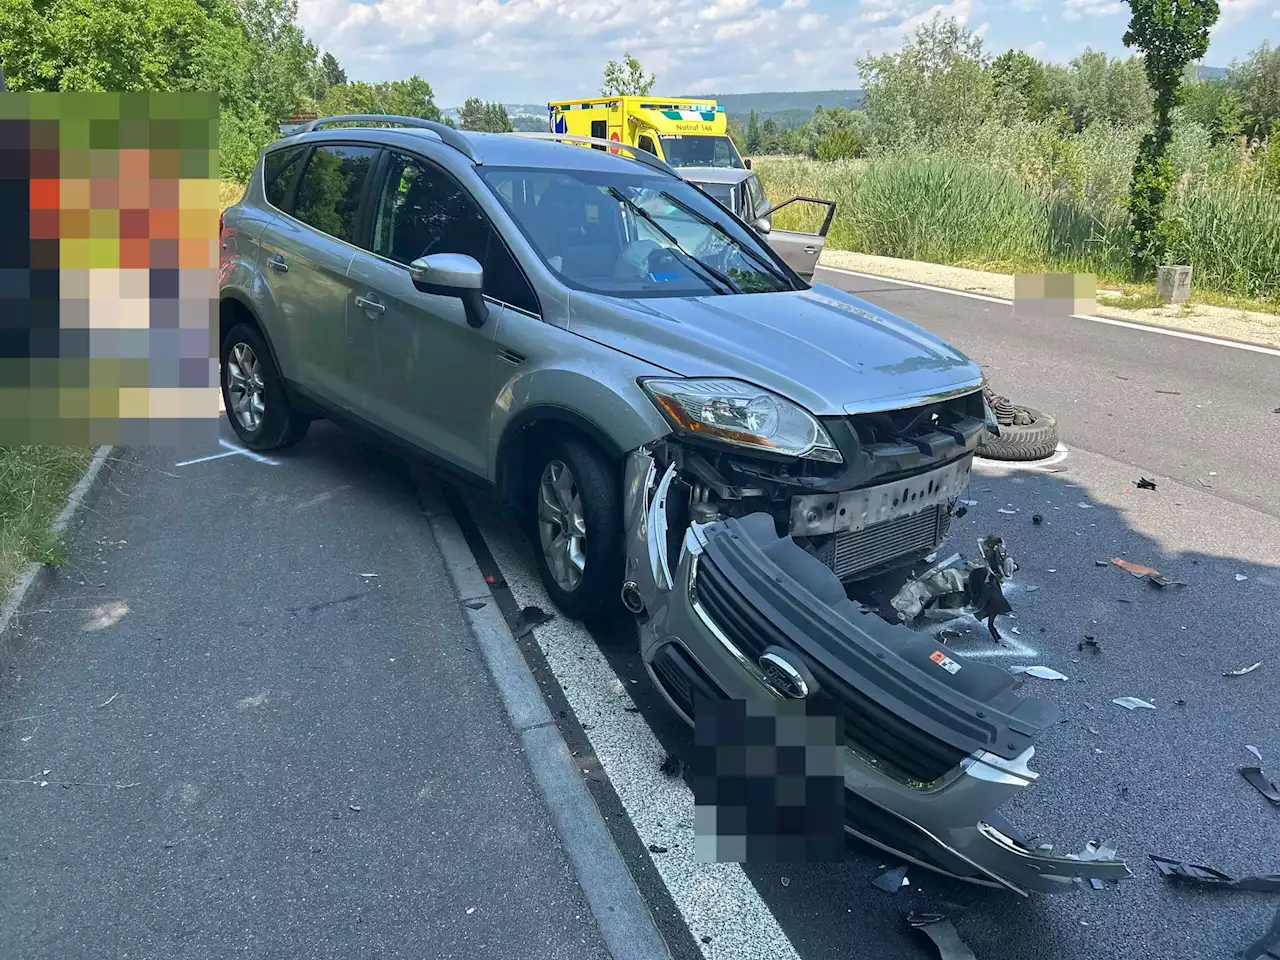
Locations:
513;605;555;638
1112;558;1160;578
1136;477;1157;490
1236;574;1250;582
1113;697;1157;710
659;754;683;778
1240;766;1280;806
1150;854;1280;893
907;913;977;960
1078;637;1102;654
1242;906;1280;960
871;864;911;893
1010;665;1070;681
1247;745;1264;764
888;537;1017;641
1225;662;1263;677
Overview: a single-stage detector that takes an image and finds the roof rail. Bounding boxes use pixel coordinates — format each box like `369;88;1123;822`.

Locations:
509;132;677;177
300;114;476;162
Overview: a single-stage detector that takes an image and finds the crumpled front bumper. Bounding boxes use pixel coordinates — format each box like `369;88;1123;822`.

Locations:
623;449;1131;895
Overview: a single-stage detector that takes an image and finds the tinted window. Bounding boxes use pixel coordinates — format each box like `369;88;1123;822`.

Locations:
372;152;539;314
638;135;657;156
291;144;378;243
263;146;305;210
745;175;768;216
480;166;791;298
694;181;736;211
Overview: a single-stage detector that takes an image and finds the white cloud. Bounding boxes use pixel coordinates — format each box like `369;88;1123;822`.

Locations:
298;0;973;103
1024;39;1048;57
1213;0;1265;31
1010;0;1040;10
1061;0;1123;21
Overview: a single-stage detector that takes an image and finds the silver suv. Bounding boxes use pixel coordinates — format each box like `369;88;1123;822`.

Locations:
220;116;1126;893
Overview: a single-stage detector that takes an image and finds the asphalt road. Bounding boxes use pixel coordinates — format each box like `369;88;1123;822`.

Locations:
0;422;609;960
457;274;1280;960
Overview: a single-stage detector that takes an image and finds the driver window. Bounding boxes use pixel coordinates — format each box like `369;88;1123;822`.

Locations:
637;135;657;156
372;152;489;266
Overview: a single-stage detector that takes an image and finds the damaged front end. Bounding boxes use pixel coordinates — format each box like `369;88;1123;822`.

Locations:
623;446;1131;895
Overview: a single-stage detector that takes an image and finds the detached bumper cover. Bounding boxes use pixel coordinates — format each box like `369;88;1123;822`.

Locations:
626;451;1130;894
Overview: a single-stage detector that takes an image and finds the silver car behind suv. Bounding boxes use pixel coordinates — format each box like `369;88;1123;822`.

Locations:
219;116;1128;894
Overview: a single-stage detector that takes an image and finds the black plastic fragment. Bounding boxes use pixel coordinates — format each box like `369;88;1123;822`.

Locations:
1241;766;1280;806
1146;573;1186;589
463;600;486;610
954;504;968;519
908;912;977;960
513;605;555;638
871;864;910;893
1150;855;1280;892
659;754;683;778
648;844;668;854
1136;477;1157;490
1243;906;1280;960
1032;513;1043;525
1078;636;1102;654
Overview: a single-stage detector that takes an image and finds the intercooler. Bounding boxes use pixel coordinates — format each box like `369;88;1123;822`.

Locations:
813;504;949;581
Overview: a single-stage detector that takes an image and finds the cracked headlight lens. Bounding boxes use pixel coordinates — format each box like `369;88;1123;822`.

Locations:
641;378;842;463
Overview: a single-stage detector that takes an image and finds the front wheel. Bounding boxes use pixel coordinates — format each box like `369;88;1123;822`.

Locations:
220;322;309;451
527;438;623;621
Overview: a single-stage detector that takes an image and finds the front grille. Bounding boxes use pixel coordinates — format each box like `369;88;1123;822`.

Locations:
694;555;966;784
651;642;724;717
823;505;946;580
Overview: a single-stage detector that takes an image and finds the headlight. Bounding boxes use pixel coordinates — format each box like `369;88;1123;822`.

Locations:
641;378;842;463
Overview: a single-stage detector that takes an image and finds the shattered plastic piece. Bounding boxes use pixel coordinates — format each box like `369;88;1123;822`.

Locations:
998;508;1017;515
1247;745;1264;764
659;754;683;778
1025;585;1040;592
1225;662;1263;677
1112;697;1156;710
513;605;555;638
1236;574;1250;582
1136;477;1157;490
1077;502;1093;509
1112;558;1160;578
648;844;669;854
485;574;505;587
1094;559;1109;567
780;876;791;887
1240;767;1280;806
907;913;977;960
463;600;486;610
1146;573;1186;590
1150;855;1280;893
1010;665;1070;681
1031;513;1043;525
954;505;968;519
1242;906;1280;960
1197;478;1213;488
1078;637;1102;654
871;864;911;893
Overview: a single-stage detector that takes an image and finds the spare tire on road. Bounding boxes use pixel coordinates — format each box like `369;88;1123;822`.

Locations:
978;388;1060;462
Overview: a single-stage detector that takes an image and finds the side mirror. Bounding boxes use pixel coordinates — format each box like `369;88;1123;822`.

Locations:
410;253;488;328
753;216;772;235
743;158;752;170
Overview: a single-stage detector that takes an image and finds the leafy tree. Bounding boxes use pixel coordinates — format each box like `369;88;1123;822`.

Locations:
459;97;512;132
990;49;1051;121
816;126;863;161
318;76;440;121
1123;0;1219;277
726;116;745;153
512;113;548;132
601;52;654;96
320;50;345;87
1044;50;1153;131
760;117;779;154
745;109;761;154
857;15;994;150
1212;88;1244;142
1229;43;1280;139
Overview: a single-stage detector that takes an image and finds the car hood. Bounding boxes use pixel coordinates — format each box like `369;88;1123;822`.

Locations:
568;282;984;416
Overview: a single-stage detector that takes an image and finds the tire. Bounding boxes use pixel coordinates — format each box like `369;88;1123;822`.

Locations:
978;406;1059;462
527;437;623;621
220;322;310;451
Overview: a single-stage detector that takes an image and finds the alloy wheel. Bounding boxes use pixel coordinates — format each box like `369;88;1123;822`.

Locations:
225;342;266;432
537;460;587;593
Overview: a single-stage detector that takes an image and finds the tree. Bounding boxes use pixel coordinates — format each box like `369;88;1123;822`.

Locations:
990;49;1051;121
1212;88;1244;142
1044;50;1153;131
601;52;654;96
857;15;994;150
320;49;345;86
745;109;761;154
512;113;547;132
1123;0;1219;278
760;117;779;154
1229;43;1280;139
726;116;745;153
459;96;512;132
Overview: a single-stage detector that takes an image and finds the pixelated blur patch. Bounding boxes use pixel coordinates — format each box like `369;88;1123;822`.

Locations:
0;92;220;445
691;696;845;863
1012;273;1097;321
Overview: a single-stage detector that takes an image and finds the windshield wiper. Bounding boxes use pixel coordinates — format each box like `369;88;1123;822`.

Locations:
606;186;740;295
657;191;792;289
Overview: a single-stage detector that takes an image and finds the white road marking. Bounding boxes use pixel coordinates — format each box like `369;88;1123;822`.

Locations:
816;265;1280;359
462;494;800;960
174;438;280;467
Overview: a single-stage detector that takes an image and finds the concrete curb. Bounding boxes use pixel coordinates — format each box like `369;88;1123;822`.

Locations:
0;445;115;671
414;470;672;960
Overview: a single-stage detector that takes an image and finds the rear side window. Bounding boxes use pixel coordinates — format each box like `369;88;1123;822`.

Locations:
291;144;379;244
746;175;768;217
263;146;305;210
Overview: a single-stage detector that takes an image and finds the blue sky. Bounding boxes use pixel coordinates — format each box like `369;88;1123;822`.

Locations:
295;0;1280;106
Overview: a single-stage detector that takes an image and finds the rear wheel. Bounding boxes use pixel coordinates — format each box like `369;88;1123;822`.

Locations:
220;322;309;450
528;437;623;621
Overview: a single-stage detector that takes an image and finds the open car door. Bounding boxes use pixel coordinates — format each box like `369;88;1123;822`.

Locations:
756;197;835;280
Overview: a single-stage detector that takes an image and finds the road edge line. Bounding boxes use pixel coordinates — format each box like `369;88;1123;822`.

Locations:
0;445;115;670
414;470;673;960
816;265;1280;358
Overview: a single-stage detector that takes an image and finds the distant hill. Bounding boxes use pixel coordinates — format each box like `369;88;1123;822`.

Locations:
1195;65;1228;81
700;90;864;128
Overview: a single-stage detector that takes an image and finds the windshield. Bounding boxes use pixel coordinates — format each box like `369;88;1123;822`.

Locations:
480;166;792;298
691;181;737;212
658;135;743;169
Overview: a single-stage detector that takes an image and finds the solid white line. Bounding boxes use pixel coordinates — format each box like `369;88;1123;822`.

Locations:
174;450;241;467
816;265;1280;359
218;438;280;465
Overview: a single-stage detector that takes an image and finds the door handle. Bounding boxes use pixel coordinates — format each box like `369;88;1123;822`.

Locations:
355;295;385;315
267;254;288;273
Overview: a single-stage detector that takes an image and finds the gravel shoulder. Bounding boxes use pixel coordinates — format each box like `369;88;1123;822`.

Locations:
820;250;1280;351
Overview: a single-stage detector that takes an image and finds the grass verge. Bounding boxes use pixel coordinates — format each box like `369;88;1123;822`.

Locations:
0;447;94;595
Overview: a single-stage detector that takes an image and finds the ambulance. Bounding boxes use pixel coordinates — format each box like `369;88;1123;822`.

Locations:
547;96;748;170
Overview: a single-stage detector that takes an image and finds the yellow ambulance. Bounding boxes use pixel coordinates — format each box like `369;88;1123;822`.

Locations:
547;96;749;170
